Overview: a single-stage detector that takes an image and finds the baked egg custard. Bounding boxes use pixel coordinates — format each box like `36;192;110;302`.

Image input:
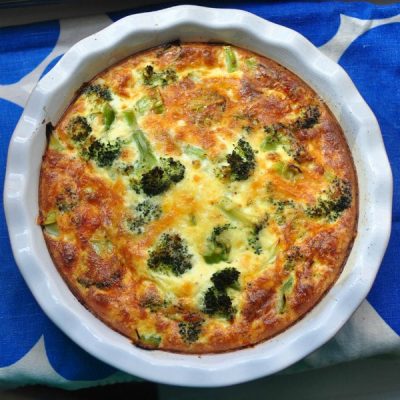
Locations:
39;43;357;353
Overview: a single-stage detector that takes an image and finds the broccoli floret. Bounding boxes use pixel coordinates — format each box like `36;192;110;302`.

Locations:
67;116;92;143
261;123;308;164
247;218;268;255
141;158;185;197
128;200;162;234
226;139;256;181
203;268;240;320
178;321;203;343
83;84;112;101
211;268;240;291
306;178;352;222
261;124;283;151
141;166;170;196
142;65;177;87
160;157;185;183
203;224;232;264
148;233;192;276
294;105;320;130
86;139;121;167
124;111;185;196
203;287;235;319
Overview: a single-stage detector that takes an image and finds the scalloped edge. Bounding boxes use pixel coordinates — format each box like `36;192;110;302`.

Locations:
3;5;393;387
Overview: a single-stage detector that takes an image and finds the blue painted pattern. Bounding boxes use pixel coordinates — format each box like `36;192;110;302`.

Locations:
340;23;400;334
0;98;116;380
0;21;59;84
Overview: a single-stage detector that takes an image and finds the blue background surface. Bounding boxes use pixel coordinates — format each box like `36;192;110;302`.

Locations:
1;1;399;382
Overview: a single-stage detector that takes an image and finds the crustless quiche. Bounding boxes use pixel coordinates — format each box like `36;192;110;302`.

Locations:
39;43;357;353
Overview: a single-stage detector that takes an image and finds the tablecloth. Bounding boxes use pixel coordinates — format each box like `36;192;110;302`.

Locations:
0;1;399;390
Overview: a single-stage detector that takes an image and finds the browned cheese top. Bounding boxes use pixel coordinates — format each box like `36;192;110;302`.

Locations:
39;43;357;353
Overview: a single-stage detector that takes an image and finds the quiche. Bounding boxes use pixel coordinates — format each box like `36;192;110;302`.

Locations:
39;43;357;353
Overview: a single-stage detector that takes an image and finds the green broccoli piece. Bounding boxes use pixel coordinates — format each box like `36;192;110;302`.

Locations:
224;46;238;73
277;275;295;314
261;122;309;164
133;132;158;171
140;166;170;196
274;161;302;181
48;133;64;151
83;84;112;101
67;116;92;143
44;223;59;237
211;267;240;291
203;287;235;320
245;57;258;69
203;224;232;264
103;103;115;130
124;111;185;195
203;268;240;320
247;218;268;255
261;124;283;151
226;139;256;181
160;157;185;183
141;158;185;197
124;111;158;171
86;139;121;167
294;105;320;130
127;200;162;234
136;94;164;115
178;321;203;343
306;178;352;222
148;233;192;276
82;84;115;130
142;65;177;87
136;331;162;348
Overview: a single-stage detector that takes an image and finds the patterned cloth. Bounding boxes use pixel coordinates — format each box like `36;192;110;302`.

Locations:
0;1;399;390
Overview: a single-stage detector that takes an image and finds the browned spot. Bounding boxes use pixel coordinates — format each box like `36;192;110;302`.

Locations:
59;242;77;268
240;79;263;100
78;249;123;289
290;280;314;315
305;231;338;264
175;45;219;71
242;287;275;322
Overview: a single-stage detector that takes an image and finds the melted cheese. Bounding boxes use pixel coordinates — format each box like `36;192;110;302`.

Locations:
39;43;357;353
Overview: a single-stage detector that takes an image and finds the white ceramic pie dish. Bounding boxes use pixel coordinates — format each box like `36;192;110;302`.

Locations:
3;5;392;387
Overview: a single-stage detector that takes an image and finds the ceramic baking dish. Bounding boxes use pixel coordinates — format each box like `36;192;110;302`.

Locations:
3;5;392;387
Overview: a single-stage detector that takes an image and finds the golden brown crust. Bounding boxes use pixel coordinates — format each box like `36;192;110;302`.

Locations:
39;43;358;353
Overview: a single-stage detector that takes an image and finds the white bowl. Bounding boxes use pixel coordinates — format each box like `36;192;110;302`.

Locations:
3;5;392;387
